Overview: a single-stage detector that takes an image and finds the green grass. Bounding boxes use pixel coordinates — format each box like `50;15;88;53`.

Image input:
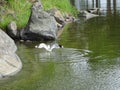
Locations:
0;0;77;30
41;0;77;16
0;0;32;30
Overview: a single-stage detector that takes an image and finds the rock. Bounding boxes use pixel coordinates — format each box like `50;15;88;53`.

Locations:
0;29;17;53
64;13;75;22
56;22;63;29
20;0;58;41
0;54;22;77
6;21;20;40
0;29;22;77
47;8;65;27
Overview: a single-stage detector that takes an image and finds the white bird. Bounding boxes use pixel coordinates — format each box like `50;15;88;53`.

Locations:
35;43;63;52
84;11;99;20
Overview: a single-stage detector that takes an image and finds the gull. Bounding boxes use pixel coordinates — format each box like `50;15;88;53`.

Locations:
35;43;63;52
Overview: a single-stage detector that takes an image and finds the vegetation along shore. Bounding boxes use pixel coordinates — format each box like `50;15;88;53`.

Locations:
0;0;77;30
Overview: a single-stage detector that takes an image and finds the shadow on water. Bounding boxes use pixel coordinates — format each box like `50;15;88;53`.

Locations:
0;0;120;90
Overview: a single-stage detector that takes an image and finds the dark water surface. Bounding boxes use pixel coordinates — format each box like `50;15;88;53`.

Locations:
1;1;120;90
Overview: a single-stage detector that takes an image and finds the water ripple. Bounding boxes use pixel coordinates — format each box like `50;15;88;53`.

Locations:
35;48;92;63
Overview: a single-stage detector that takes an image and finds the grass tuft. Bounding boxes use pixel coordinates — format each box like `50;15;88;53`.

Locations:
41;0;77;16
0;0;32;30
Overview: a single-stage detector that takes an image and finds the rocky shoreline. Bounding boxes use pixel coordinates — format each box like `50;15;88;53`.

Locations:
6;0;75;41
0;0;75;78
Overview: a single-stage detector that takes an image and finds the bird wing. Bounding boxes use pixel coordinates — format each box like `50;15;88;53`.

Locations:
50;43;59;50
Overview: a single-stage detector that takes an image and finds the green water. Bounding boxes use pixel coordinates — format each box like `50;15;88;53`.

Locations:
1;3;120;90
0;15;120;90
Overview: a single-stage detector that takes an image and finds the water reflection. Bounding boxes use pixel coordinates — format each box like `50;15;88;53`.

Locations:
0;18;120;90
71;0;120;16
35;46;91;62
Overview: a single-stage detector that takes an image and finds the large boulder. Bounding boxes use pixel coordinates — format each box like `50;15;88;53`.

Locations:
20;0;58;41
0;29;22;77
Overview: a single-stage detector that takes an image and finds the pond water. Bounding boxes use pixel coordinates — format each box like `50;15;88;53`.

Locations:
1;1;120;90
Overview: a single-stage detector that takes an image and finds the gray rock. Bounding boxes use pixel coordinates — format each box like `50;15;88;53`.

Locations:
64;13;75;22
0;29;17;53
47;8;65;27
6;21;20;40
0;54;22;77
0;29;22;77
20;0;58;41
